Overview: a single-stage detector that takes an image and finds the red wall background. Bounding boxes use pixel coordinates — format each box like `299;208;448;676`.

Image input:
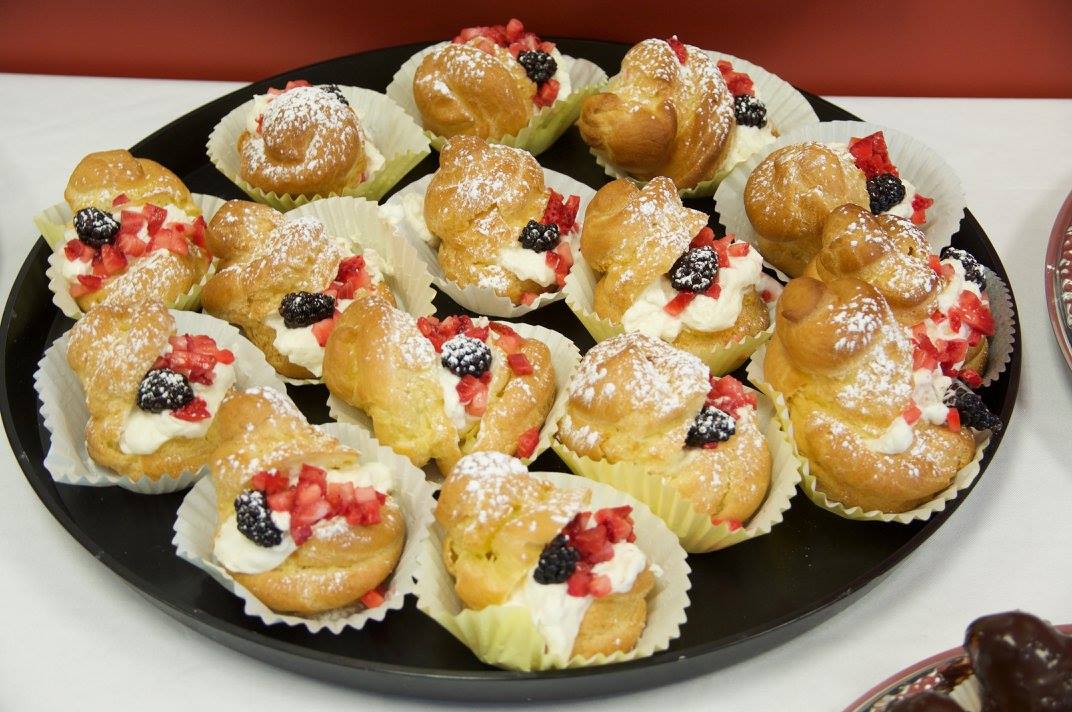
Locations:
3;0;1070;97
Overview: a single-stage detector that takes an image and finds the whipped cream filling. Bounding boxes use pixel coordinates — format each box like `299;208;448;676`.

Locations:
436;322;498;434
824;142;925;223
119;359;237;456
382;192;439;247
865;367;953;455
547;49;572;104
621;243;764;340
921;258;987;368
213;461;393;575
506;541;649;662
265;298;354;378
719;85;776;175
499;245;556;287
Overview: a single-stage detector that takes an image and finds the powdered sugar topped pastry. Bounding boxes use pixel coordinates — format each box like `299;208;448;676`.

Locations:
238;80;383;198
557;332;771;526
713;59;781;179
744;131;934;277
65;300;237;482
762;277;1000;513
579;37;734;190
209;388;404;615
582;177;776;355
54;150;211;313
413;19;572;140
806;204;993;386
323;292;558;473
436;452;657;662
200;200;393;379
421;136;581;305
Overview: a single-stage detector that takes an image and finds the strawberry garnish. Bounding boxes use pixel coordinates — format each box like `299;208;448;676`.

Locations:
716;59;755;97
172;397;210;422
142;204;167;236
507;352;533;375
960;369;983;389
566;561;593;597
464;324;489;342
664;291;696;316
541;190;581;234
118;209;147;237
190;215;207;249
911;194;934;225
492;326;525;355
533;79;560;107
64;238;95;262
711;517;742;531
252;469;291;495
728;242;751;258
902;402;922;425
72;274;103;297
665;35;688;64
848;132;898;179
706;375;757;413
515;426;540;459
111;193;129;207
456;375;489;416
360;586;387;609
148;227;189;256
545;241;574;287
946;407;961;432
92;244;128;276
311;316;337;347
418;314;484;351
949;290;995;336
116;232;147;257
690;226;717;249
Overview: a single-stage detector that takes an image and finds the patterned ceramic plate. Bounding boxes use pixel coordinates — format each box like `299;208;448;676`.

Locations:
1045;190;1072;372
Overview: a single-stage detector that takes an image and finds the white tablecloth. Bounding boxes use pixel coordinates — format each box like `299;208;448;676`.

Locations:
1;73;1070;712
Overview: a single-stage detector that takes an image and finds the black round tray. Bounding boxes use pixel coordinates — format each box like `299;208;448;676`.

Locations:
1;39;1021;703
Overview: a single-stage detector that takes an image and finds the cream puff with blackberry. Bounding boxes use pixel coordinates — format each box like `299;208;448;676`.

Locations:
200;200;394;379
65;300;237;482
237;80;384;198
557;332;771;527
322;292;557;473
53;149;211;313
210;388;404;615
436;452;657;661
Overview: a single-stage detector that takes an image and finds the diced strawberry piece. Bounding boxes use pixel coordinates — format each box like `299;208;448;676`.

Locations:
552;241;574;281
913;344;939;372
566;562;593;597
707;375;758;412
928;255;943;275
190;215;207;249
665;35;688;64
116;232;148;258
458;376;489;416
360;587;387;609
848;132;898;179
112;193;129;206
505;18;525;42
489;322;518;337
283;79;311;91
961;369;983;388
716;59;756;97
463;325;489;341
75;274;103;292
702;282;722;300
267;490;294;512
946;407;961;432
538;41;556;53
570;525;614;564
690;226;716;249
664;291;697;316
902;402;922;425
336;254;365;280
728;241;750;258
954;290;995;336
595;506;635;543
291;524;313;545
911;194;934;225
588;574;613;598
495;331;525;355
295;482;324;509
118;209;147;237
252;470;290;495
353;486;379;504
149;227;189;256
64;238;96;262
471;36;499;54
541;189;580;233
298;464;328;489
141;204;167;236
172;397;210;422
311;316;337;347
520;292;539;305
292;499;331;529
69;282;93;298
515;426;541;459
712;517;742;531
761;289;773;302
533;79;560;107
92;244;128;276
507;352;533;375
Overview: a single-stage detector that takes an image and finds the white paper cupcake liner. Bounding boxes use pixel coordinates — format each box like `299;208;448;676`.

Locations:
328;321;581;475
746;345;990;523
591;49;820;198
562;248;775;375
207;85;430;210
412;470;690;670
35;310;287;493
43;193;226;320
980;266;1016;388
171;421;437;632
386;43;607;156
715;120;967;256
552;388;801;552
382;169;597;317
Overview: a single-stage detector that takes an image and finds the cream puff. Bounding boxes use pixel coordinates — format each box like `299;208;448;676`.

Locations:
200;200;394;379
65;300;237;481
209;388;404;615
53;149;211;313
322;292;558;473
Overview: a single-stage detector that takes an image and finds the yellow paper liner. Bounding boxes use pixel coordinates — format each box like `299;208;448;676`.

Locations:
207;85;430;211
551;388;801;553
746;345;991;523
171;421;437;632
562;249;773;375
412;470;690;670
382;169;597;318
327;321;581;475
42;193;226;320
589;48;819;198
386;43;608;156
34;310;287;494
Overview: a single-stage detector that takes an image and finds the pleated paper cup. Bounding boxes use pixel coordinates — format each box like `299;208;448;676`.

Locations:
591;49;820;198
552;388;801;553
412;470;690;671
382;169;597;318
715;120;966;254
43;193;226;320
171;422;437;632
207;85;430;211
328;322;581;475
563;249;774;375
746;345;991;524
386;43;607;156
34;310;287;494
979;266;1016;388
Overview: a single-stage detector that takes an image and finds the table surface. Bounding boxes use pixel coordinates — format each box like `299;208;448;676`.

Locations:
1;73;1070;712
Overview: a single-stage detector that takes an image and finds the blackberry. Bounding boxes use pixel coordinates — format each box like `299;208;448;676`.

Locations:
733;94;767;128
321;84;349;106
136;368;194;413
668;246;719;293
518;219;560;252
234;489;284;547
866;172;907;214
73;207;120;248
944;380;1002;432
440;335;492;377
518;50;557;85
940;246;987;289
279;291;336;328
686;405;736;447
533;534;579;584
